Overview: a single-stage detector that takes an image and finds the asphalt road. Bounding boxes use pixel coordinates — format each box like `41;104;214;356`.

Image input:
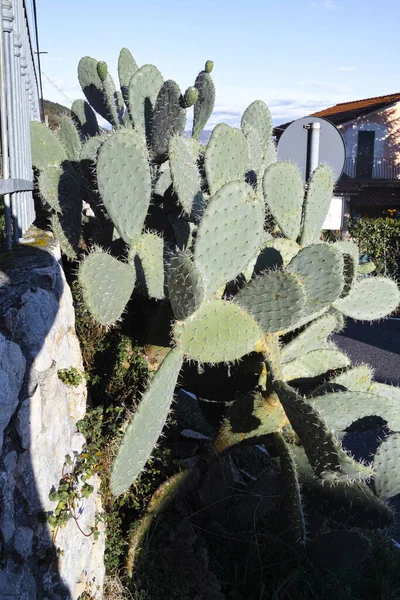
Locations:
333;318;400;386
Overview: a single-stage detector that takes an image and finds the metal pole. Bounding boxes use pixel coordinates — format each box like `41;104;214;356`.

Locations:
1;0;13;248
304;122;321;182
14;0;25;237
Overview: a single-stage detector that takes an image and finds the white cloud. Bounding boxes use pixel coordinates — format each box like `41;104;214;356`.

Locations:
335;66;356;72
309;0;338;9
303;80;352;94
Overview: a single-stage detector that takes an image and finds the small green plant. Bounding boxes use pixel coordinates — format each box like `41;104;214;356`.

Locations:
57;366;86;387
48;449;101;540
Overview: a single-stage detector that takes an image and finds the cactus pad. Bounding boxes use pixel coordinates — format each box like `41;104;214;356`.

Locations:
253;238;300;274
310;391;400;433
300;164;333;246
79;249;136;325
71;99;100;139
50;208;81;261
287;243;344;316
235;270;306;333
282;348;350;381
309;530;371;571
169;136;203;215
274;381;373;482
168;252;204;320
194;181;264;297
128;64;163;138
204;124;248;195
57;115;81;161
312;364;373;396
281;312;342;363
110;347;184;495
118;47;138;106
263;162;304;241
241;100;273;161
30;121;67;170
151;80;186;158
97;129;151;245
134;233;165;300
173;300;263;363
374;433;400;499
192;68;215;140
333;277;400;321
38;162;81;214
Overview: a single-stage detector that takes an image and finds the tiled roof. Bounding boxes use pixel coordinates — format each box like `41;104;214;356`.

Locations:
274;92;400;134
350;187;400;207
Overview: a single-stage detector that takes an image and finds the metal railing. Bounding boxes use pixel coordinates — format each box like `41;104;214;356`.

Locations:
343;156;400;180
0;0;40;249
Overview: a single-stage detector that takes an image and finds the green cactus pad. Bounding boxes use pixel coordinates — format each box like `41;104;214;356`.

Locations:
168;252;204;320
71;99;100;139
30;121;67;170
281;312;343;363
235;270;306;333
151;80;186;158
194;181;264;297
273;433;306;545
182;86;199;108
274;381;373;482
241;100;273;162
204;123;248;195
134;232;165;300
192;69;215;140
243;125;263;176
312;364;373;396
334;241;359;297
300;164;333;246
287;243;344;316
169;136;203;215
110;346;184;495
253;238;300;274
332;277;400;321
57;115;81;161
38;162;81;214
154;161;173;197
128;64;163;138
168;215;196;251
263;162;304;241
51;207;81;261
310;391;400;432
368;381;400;402
282;348;350;381
205;60;214;73
309;530;371;571
374;433;400;499
78;56;111;124
80;133;108;164
290;445;393;527
97;129;151;246
97;61;108;82
118;47;138;106
173;300;263;363
79;249;136;325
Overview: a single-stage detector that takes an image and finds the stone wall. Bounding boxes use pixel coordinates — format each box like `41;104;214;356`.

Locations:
0;231;105;599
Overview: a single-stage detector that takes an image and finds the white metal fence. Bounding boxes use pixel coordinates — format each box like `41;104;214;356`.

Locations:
0;0;40;249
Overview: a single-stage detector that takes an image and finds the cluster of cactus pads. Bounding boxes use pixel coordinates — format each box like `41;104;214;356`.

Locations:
31;49;400;551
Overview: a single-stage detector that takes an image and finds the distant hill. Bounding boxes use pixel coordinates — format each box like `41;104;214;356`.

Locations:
43;99;70;129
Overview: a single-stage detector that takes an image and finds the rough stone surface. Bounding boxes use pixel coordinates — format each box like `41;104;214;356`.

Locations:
0;233;105;599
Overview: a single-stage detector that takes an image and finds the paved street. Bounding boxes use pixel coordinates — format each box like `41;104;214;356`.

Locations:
333;318;400;386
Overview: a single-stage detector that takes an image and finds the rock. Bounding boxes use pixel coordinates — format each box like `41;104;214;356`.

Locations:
0;236;105;599
0;333;26;452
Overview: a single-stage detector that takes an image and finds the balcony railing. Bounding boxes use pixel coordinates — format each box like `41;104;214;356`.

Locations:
343;157;400;180
1;0;41;249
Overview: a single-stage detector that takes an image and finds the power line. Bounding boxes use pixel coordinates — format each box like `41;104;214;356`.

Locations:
41;71;73;104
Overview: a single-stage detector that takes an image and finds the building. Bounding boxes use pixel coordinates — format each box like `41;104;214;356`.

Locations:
274;93;400;232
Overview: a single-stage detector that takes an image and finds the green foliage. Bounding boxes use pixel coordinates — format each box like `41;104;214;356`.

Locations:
57;366;85;387
349;215;400;279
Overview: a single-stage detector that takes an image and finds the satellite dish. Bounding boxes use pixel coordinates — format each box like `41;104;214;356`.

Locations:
277;116;345;184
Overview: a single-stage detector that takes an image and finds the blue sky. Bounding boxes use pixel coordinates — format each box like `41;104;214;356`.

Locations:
36;0;400;127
